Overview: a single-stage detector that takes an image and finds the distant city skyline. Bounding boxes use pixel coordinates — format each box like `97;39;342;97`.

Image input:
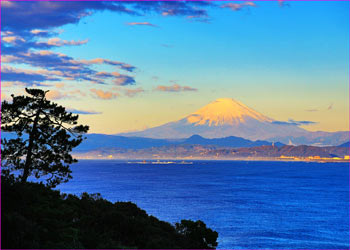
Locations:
2;1;349;134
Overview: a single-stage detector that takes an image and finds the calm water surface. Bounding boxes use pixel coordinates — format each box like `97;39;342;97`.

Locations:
57;160;349;249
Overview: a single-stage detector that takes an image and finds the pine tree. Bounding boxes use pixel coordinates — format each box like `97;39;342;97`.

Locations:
1;88;89;187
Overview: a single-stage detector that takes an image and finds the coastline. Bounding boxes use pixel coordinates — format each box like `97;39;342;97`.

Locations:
73;156;350;163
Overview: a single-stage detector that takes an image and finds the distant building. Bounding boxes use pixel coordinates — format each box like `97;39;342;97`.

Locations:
280;155;294;159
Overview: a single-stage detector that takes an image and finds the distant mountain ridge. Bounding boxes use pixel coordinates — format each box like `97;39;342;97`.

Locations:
184;135;284;148
119;98;348;146
74;144;349;160
73;133;282;152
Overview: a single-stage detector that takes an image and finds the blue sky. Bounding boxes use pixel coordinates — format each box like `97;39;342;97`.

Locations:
1;1;349;133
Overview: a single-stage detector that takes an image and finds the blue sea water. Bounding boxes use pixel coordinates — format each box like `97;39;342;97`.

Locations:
57;160;349;249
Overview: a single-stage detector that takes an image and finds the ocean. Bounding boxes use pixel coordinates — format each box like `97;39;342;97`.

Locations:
57;160;349;249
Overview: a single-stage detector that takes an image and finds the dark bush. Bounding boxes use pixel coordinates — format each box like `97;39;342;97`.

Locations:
2;176;218;249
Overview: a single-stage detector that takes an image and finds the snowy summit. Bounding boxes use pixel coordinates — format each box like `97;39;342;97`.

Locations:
186;98;273;126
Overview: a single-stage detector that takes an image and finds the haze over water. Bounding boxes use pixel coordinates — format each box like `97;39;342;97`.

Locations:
58;160;349;249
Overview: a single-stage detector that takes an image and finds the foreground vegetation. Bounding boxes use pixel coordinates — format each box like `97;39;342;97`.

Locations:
2;176;218;249
1;89;218;249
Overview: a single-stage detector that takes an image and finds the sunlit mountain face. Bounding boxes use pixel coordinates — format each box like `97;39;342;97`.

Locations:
120;98;348;146
186;98;273;126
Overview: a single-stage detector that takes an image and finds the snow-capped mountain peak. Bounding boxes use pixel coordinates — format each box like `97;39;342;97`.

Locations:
186;98;273;126
118;98;348;146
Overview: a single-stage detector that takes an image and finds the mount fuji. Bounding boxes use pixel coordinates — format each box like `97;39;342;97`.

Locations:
120;98;348;146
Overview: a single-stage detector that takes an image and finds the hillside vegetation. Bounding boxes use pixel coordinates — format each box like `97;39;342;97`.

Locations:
2;176;218;249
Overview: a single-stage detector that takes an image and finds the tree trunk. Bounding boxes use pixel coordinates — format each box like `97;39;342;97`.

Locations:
21;108;41;183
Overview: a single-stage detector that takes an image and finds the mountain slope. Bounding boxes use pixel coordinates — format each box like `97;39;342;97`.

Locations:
120;98;347;146
120;98;349;146
120;98;305;140
186;98;273;126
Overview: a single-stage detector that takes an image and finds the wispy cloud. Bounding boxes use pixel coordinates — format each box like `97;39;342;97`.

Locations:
67;108;102;115
46;90;65;100
3;50;135;73
1;31;88;55
182;86;198;91
1;65;60;85
67;89;86;98
161;44;173;48
45;89;86;100
80;58;135;72
96;71;136;86
2;35;25;44
2;50;136;85
127;22;158;27
113;76;136;86
37;37;89;47
221;2;256;11
272;119;317;126
55;83;65;88
2;2;140;90
1;0;257;100
278;0;290;8
305;109;319;112
30;29;59;37
90;89;119;100
1;81;27;88
124;87;145;97
2;1;214;33
155;84;198;92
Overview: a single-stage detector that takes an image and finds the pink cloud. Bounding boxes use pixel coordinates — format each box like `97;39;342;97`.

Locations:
67;89;86;97
1;92;13;102
46;90;65;100
38;37;89;47
2;35;25;44
90;89;119;100
1;81;27;88
95;71;136;86
183;86;197;91
30;29;48;35
126;22;158;27
221;2;256;11
124;87;144;97
155;84;198;92
55;83;65;88
1;55;20;63
45;89;86;100
80;58;135;72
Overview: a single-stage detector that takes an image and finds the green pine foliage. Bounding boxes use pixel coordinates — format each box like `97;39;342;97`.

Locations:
1;88;89;188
